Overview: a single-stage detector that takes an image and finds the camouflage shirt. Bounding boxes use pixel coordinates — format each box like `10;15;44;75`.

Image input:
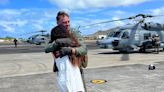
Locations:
45;28;87;56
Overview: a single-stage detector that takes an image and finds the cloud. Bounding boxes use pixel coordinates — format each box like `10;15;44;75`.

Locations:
145;7;164;23
114;10;126;15
0;10;29;33
0;0;9;5
0;9;21;15
49;0;150;10
0;8;57;38
0;0;163;37
0;20;28;33
72;17;121;35
150;6;164;15
71;9;130;34
0;23;15;33
112;17;126;26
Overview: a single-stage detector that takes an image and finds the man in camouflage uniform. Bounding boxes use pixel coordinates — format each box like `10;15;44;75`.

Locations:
152;35;160;54
13;38;18;48
45;11;87;92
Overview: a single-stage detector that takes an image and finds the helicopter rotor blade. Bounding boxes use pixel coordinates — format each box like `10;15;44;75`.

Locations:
150;14;164;17
19;30;47;36
38;30;47;32
19;31;39;36
78;14;164;29
79;17;132;29
128;22;140;46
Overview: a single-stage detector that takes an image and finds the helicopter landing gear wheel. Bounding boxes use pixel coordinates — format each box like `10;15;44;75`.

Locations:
139;46;146;53
36;42;41;45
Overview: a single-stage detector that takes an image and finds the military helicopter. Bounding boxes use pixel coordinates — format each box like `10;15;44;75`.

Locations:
80;14;164;53
24;30;50;45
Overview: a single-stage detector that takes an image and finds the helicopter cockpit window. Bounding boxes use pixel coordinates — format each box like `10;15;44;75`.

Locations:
122;31;129;39
107;31;115;37
113;31;121;37
144;33;151;40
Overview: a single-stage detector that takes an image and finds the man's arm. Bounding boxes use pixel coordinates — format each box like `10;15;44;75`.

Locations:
45;38;72;53
58;29;87;56
44;41;59;53
45;25;73;53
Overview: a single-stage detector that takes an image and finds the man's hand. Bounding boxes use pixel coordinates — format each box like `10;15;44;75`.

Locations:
59;47;72;57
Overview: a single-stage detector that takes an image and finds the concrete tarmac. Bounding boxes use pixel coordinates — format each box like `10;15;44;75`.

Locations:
0;41;164;92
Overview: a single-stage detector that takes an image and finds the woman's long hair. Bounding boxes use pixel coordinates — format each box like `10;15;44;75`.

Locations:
68;32;82;67
51;25;84;67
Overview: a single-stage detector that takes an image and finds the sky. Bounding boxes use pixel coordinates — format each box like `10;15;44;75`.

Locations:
0;0;164;38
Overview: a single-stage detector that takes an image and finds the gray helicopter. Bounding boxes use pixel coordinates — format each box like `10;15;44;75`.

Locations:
92;14;164;53
25;30;50;45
